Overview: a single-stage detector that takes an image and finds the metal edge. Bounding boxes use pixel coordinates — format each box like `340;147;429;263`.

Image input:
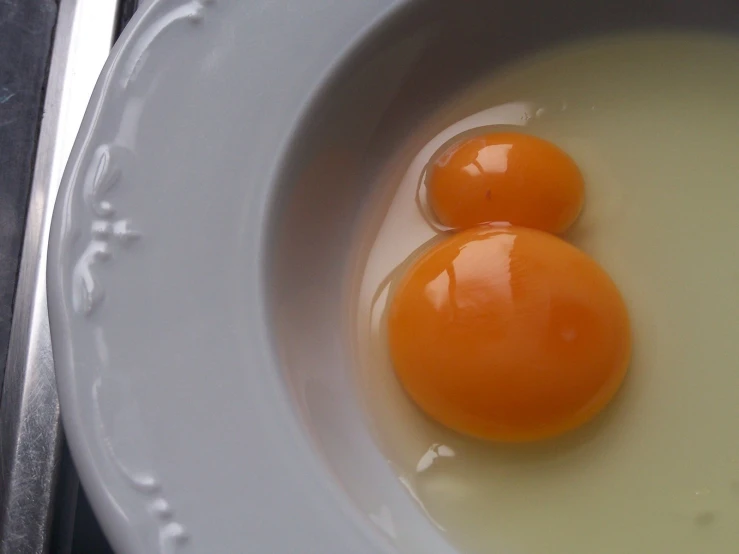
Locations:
0;0;118;552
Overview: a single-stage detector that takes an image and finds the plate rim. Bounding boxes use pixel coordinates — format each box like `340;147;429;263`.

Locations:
44;0;452;553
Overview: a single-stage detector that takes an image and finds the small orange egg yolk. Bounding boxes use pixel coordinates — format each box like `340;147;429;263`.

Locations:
387;226;630;442
427;132;585;233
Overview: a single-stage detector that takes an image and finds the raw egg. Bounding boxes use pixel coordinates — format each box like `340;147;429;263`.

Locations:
387;226;630;442
355;32;739;554
427;132;585;233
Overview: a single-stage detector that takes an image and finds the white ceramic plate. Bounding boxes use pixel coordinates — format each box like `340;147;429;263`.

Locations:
51;0;736;551
46;0;461;552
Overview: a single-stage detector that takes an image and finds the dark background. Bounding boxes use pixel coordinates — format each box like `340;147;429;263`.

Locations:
0;1;140;551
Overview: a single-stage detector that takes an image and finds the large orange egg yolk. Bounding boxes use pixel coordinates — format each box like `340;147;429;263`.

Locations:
427;132;585;233
387;226;631;442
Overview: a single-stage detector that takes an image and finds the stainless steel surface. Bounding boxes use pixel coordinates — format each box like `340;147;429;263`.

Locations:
0;0;117;552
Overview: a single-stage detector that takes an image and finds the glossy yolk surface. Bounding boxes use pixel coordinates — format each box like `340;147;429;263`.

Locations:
427;132;585;233
387;226;631;442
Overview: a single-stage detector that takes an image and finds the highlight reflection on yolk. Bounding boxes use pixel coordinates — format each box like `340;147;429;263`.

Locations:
427;132;585;233
387;226;631;442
